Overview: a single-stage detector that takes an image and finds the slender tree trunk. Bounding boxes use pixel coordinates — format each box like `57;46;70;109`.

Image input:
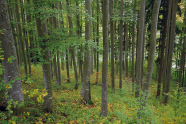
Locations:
125;22;128;77
66;0;78;88
20;0;31;74
15;0;27;78
125;3;129;77
10;1;19;67
135;0;145;98
53;55;59;83
163;0;178;105
157;0;168;97
57;51;61;85
132;0;136;93
141;24;146;88
119;0;123;89
138;0;161;119
110;0;115;92
53;5;61;85
34;0;53;112
66;50;70;83
80;0;91;103
179;8;186;89
96;0;100;85
27;0;36;65
101;0;109;117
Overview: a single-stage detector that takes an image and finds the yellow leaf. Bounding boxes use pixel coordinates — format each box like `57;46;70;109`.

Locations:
1;58;4;60
1;32;4;34
12;121;16;124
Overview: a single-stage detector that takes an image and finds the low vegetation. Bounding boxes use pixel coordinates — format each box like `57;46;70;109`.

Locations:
0;64;186;123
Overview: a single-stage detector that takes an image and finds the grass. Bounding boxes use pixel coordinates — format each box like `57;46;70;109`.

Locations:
0;64;186;123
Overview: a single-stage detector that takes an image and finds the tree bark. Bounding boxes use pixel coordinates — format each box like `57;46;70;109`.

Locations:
132;0;136;93
135;0;145;98
15;0;27;78
34;0;53;112
119;0;123;89
66;0;78;88
157;0;168;97
96;0;100;85
1;0;24;104
110;0;115;92
101;0;109;117
163;0;178;105
138;0;161;119
80;0;91;103
178;6;186;89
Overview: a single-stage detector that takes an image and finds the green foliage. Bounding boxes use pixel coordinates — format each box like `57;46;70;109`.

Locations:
1;64;186;123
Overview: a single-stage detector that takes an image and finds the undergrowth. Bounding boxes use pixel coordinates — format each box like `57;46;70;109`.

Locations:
0;64;186;123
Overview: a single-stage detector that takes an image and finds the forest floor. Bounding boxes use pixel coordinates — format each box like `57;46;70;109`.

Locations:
0;64;186;124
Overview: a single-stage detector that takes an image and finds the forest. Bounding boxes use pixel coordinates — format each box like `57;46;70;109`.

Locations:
0;0;186;123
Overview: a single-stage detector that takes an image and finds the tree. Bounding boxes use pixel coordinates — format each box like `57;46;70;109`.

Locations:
0;0;24;107
80;0;92;103
119;0;123;89
163;0;178;105
15;0;27;79
34;0;53;112
138;0;161;119
96;0;100;85
101;0;109;117
179;5;186;89
135;0;145;98
110;0;115;92
132;0;137;93
157;0;168;97
66;0;78;89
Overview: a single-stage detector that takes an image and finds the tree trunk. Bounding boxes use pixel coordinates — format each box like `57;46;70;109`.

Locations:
119;0;123;89
66;0;78;88
57;51;61;85
80;0;91;103
66;50;70;83
132;0;136;93
96;0;100;85
135;0;145;98
15;0;27;78
1;0;24;105
19;0;31;75
179;8;186;88
101;0;109;117
27;0;36;65
138;0;161;119
52;5;61;85
110;0;115;92
163;0;178;105
34;0;53;112
157;0;168;97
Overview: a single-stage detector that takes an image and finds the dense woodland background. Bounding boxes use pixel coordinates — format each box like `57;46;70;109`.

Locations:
0;0;186;123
